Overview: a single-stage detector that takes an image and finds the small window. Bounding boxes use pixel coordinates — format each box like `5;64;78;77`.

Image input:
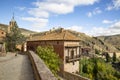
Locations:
57;41;59;44
73;62;75;65
1;32;4;34
71;50;74;59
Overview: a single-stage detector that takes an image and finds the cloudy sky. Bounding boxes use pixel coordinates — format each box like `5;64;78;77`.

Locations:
0;0;120;36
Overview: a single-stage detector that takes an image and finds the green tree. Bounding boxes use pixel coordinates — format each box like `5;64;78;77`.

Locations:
36;46;60;76
93;58;98;80
113;52;116;63
5;24;26;51
106;52;111;62
80;58;120;80
95;49;100;55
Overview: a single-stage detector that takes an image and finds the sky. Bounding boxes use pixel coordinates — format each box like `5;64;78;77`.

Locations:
0;0;120;36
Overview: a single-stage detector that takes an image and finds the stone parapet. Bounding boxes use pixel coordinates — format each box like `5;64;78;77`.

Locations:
28;51;57;80
63;71;90;80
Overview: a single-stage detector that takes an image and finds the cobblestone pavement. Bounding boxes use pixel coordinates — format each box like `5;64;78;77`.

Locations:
0;53;34;80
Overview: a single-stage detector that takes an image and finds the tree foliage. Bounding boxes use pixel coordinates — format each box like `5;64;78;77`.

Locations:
80;57;120;80
5;24;26;51
113;52;116;63
95;49;100;55
106;52;111;62
93;58;98;80
36;46;60;76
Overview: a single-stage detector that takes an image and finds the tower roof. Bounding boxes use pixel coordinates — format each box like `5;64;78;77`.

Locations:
10;13;16;22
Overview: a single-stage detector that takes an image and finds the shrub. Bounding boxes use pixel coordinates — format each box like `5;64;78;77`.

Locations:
36;46;60;76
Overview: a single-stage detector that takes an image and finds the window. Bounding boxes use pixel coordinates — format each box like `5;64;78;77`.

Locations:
57;41;59;44
71;50;74;59
73;62;75;65
1;32;4;34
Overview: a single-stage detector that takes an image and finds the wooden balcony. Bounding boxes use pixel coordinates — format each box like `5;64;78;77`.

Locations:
66;55;81;63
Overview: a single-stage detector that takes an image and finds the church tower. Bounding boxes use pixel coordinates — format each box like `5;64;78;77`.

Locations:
8;13;17;33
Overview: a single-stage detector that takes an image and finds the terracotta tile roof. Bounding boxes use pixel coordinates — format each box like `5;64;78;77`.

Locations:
28;28;80;41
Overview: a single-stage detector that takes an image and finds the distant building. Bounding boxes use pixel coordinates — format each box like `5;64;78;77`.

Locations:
0;29;6;55
8;15;17;33
0;29;6;40
0;15;20;55
0;26;6;56
27;28;81;74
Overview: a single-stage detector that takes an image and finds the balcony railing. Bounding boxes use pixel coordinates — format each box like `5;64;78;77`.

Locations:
66;55;81;63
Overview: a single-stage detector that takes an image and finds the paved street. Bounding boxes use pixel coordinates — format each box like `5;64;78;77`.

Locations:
0;53;34;80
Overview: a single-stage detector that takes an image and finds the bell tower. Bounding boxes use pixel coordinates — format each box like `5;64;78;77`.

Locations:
8;13;17;33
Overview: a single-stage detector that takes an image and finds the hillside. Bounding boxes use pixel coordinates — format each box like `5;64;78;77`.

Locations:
67;29;118;52
98;34;120;51
0;23;36;36
32;28;118;53
1;23;118;53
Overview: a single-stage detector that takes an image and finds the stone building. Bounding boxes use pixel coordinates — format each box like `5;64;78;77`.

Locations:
0;29;6;38
8;15;17;33
0;29;6;56
27;28;81;74
0;15;20;55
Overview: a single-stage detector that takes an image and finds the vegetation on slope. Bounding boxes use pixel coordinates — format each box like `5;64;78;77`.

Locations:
79;57;120;80
68;29;118;52
98;35;120;51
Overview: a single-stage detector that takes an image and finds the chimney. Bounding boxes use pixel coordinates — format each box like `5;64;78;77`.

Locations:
45;32;48;35
60;28;64;33
29;34;32;39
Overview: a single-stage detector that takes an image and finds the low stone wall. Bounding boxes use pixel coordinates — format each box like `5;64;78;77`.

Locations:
63;71;90;80
28;51;57;80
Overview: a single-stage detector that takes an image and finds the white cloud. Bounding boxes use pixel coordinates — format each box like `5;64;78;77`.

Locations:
102;20;113;24
28;8;49;18
59;21;120;36
113;0;120;9
87;12;92;17
93;7;102;14
87;7;102;17
106;6;113;11
46;0;99;6
21;17;48;22
32;0;99;14
89;21;120;36
106;0;120;11
20;0;99;31
66;25;83;32
33;2;74;14
21;17;48;27
110;21;120;29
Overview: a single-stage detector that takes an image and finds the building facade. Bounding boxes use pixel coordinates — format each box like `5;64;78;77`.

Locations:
0;29;6;56
27;28;81;74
